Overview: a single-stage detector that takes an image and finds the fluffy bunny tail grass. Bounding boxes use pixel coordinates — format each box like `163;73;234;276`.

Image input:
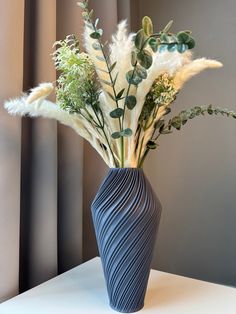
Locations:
26;82;54;104
173;59;223;90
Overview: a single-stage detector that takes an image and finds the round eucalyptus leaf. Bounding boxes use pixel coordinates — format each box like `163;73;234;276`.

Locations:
177;31;190;44
126;70;142;85
167;43;177;52
142;16;153;36
186;37;195;49
110;108;124;118
90;29;103;39
171;116;182;129
111;132;121;139
177;44;187;53
207;106;214;115
159;44;167;53
125;95;137;110
90;31;101;39
147;141;157;150
135;29;147;50
149;38;158;52
137;50;152;69
120;128;133;137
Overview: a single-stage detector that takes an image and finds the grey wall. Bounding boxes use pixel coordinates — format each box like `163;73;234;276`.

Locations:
138;0;236;286
83;0;236;287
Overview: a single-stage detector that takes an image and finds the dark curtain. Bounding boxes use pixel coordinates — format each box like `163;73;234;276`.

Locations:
0;0;84;301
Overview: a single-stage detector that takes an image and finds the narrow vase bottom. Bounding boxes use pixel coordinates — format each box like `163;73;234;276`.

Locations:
110;303;144;313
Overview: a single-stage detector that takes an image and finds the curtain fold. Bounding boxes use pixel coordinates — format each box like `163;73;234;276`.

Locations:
0;0;84;301
0;0;24;302
20;0;58;292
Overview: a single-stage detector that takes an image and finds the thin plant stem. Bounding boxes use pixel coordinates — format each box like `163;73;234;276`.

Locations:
85;14;123;167
91;106;118;167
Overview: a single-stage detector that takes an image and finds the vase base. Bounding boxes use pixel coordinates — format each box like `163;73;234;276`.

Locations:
110;303;144;313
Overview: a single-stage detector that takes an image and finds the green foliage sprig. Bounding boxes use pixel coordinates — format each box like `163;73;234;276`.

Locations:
53;35;98;115
123;16;196;167
127;16;195;90
139;74;177;127
138;105;236;167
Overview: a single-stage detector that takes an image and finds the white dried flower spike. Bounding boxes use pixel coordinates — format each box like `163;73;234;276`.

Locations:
4;95;114;167
173;59;223;90
26;82;54;104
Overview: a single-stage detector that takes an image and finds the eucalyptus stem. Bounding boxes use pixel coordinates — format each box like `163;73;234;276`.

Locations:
137;105;161;167
81;107;100;128
86;13;123;167
138;105;236;167
136;117;150;166
122;38;151;168
120;67;136;168
98;42;124;167
137;135;145;167
138;149;149;168
138;132;160;168
91;106;118;167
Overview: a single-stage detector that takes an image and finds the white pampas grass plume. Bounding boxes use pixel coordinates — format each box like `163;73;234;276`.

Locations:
4;96;113;166
109;20;134;94
109;21;136;164
4;97;92;143
26;82;54;104
173;58;223;90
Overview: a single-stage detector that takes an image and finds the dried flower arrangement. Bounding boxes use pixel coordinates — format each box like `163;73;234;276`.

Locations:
4;0;236;168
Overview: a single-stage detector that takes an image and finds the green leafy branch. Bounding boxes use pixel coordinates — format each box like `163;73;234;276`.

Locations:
138;105;236;167
125;17;195;167
126;16;195;94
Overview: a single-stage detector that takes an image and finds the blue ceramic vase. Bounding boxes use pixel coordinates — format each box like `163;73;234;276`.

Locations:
91;168;162;313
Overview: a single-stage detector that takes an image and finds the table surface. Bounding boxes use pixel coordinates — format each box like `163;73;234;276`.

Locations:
1;257;236;314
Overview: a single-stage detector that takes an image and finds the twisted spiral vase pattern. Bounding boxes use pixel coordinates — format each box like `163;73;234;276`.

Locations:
91;168;162;313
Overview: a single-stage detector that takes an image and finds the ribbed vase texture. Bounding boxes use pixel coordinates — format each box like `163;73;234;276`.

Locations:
91;168;162;313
